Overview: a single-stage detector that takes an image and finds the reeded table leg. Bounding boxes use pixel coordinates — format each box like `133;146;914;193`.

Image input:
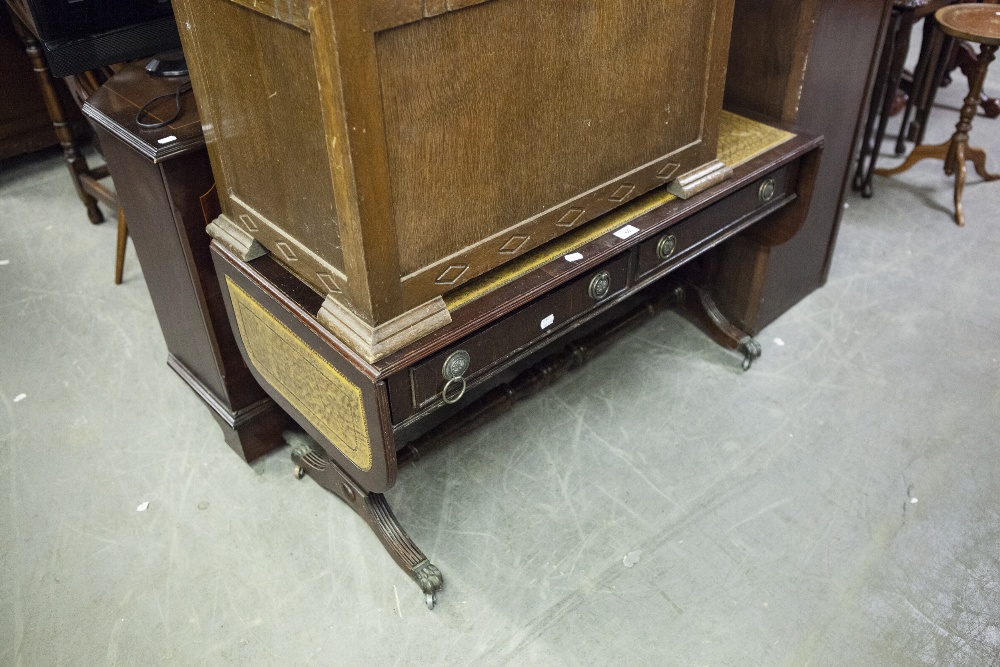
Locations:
289;433;444;610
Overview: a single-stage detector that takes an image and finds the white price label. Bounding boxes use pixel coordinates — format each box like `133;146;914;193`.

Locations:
613;225;640;240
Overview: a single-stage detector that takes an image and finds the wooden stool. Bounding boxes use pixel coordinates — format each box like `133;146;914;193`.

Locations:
876;4;1000;225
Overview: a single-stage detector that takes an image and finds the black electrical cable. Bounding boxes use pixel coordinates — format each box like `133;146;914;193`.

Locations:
135;80;193;130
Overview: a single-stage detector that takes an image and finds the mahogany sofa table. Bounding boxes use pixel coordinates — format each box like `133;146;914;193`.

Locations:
210;115;823;609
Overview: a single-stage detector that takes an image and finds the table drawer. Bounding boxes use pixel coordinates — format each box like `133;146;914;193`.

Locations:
636;164;795;278
405;253;632;411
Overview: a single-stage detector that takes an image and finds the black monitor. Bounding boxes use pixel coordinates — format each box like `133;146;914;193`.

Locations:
21;0;182;77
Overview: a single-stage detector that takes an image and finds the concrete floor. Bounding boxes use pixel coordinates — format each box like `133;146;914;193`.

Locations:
2;67;1000;665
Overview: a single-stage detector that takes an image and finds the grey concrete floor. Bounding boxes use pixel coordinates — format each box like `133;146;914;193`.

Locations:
3;69;1000;665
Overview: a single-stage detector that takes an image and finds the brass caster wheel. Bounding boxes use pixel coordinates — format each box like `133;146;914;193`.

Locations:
294;465;306;480
738;336;762;372
425;593;437;610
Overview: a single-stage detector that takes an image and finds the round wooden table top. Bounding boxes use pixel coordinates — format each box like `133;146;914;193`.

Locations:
935;5;1000;46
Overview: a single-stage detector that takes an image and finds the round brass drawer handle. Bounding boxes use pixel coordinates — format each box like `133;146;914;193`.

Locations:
589;270;612;301
441;376;467;404
656;234;678;260
442;349;471;380
758;178;777;203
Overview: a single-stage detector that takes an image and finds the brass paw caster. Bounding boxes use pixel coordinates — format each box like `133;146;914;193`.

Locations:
738;336;762;371
414;561;443;611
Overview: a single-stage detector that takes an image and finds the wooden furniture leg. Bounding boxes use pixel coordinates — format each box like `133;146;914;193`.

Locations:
114;208;128;285
672;255;762;370
909;30;956;146
896;15;940;155
289;433;444;609
854;10;905;198
954;41;1000;117
11;15;104;224
673;281;761;371
877;42;998;226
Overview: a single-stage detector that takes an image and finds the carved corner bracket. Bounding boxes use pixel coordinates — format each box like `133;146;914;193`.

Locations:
317;295;452;363
206;214;267;261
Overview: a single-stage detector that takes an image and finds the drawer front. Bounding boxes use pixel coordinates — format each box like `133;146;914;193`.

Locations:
406;253;632;411
636;165;794;278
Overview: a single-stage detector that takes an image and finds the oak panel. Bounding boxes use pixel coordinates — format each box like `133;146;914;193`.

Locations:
377;0;721;280
177;0;345;277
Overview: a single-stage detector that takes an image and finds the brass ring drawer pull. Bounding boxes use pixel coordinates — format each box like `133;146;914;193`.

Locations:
442;349;471;380
656;234;678;260
758;178;777;203
442;376;467;404
589;271;612;301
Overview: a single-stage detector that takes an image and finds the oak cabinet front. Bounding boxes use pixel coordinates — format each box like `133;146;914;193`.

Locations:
174;0;736;361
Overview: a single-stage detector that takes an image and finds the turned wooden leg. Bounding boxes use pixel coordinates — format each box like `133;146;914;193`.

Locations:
954;141;967;227
12;17;104;224
877;43;997;227
948;43;997;227
954;40;1000;119
288;432;444;610
114;209;128;284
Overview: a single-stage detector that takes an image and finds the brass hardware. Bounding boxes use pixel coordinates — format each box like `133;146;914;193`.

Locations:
758;178;777;203
442;376;467;404
589;271;612;301
442;350;471;380
656;234;678;260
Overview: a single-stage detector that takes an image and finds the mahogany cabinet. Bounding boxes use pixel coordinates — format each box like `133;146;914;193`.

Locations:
82;63;290;463
718;0;896;332
171;0;737;362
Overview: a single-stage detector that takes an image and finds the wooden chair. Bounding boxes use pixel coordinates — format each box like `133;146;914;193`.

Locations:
5;1;129;283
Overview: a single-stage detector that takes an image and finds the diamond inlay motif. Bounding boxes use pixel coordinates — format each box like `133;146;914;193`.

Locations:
239;214;258;232
498;235;530;254
608;184;636;202
555;208;586;228
435;264;470;285
657;163;681;180
276;241;298;262
317;273;342;293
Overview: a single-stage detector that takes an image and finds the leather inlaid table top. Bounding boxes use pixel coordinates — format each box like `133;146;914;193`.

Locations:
936;5;1000;45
